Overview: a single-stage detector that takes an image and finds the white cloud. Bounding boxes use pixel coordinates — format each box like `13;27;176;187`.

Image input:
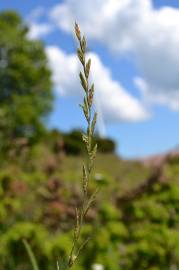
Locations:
135;77;179;111
27;7;53;39
28;22;53;39
49;0;179;111
46;46;148;126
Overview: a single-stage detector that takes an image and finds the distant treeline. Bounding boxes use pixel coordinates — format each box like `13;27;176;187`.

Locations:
47;129;116;155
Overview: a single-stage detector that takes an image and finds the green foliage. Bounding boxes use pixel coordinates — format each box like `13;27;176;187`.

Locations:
63;130;84;155
95;137;115;153
0;10;53;148
1;139;179;269
100;203;121;221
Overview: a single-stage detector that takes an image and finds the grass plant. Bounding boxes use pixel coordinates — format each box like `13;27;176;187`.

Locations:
67;22;98;269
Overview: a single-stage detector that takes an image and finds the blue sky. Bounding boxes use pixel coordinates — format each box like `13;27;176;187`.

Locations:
1;0;179;159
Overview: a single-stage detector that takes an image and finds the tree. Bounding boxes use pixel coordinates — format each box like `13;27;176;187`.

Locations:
0;11;53;148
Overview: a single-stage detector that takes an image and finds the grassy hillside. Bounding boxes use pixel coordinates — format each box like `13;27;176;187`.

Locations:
1;138;179;270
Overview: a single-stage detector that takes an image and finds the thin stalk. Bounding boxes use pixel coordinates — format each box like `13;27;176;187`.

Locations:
67;23;98;269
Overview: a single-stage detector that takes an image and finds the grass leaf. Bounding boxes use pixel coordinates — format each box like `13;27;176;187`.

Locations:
23;239;40;270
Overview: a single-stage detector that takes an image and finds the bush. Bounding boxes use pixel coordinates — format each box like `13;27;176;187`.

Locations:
62;129;116;155
95;137;116;153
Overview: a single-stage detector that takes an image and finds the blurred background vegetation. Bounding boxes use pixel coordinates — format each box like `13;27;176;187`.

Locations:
1;10;179;270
